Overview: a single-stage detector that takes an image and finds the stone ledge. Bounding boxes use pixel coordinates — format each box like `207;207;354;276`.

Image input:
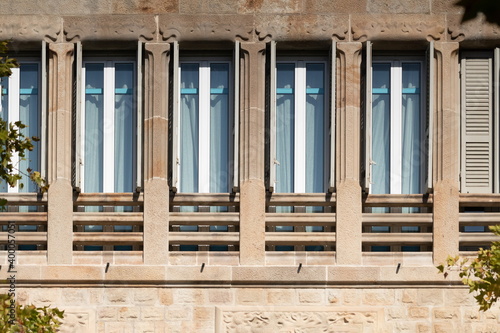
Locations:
0;264;461;285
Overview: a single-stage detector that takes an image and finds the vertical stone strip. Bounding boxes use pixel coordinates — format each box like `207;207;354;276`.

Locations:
143;43;170;264
239;43;266;265
433;42;460;264
335;42;363;265
47;43;74;264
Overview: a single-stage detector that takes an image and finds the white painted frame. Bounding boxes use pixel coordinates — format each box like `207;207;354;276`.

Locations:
176;57;234;193
1;58;42;193
369;56;426;195
80;58;137;193
274;57;330;193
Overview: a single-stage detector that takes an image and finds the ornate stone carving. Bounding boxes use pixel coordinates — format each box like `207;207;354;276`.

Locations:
217;307;383;332
64;15;156;41
0;15;61;42
158;14;253;42
447;14;500;42
351;15;445;41
255;14;348;41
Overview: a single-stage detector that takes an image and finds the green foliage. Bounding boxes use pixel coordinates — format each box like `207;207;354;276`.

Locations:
0;40;48;196
0;40;18;78
0;294;64;332
437;225;500;311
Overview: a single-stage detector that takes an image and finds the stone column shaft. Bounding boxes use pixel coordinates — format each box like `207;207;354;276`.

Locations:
239;42;266;265
335;42;363;265
433;42;460;264
143;43;170;264
47;43;74;264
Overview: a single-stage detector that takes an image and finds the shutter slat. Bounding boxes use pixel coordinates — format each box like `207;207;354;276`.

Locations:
461;55;492;193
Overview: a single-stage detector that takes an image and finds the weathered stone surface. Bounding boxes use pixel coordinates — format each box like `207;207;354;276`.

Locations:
304;0;366;13
367;0;430;14
447;14;500;42
351;14;445;41
0;15;61;42
217;306;384;332
64;15;157;41
254;14;349;41
158;14;253;41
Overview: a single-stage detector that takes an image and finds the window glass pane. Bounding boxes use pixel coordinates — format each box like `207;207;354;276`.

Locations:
210;63;229;194
84;225;103;232
305;63;325;194
371;63;391;195
114;63;134;193
401;63;421;195
19;64;40;193
84;64;104;193
276;63;295;196
180;64;199;195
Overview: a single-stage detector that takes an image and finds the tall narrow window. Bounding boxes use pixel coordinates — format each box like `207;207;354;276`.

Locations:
177;60;232;196
273;59;328;211
0;62;41;194
370;59;425;195
80;60;136;194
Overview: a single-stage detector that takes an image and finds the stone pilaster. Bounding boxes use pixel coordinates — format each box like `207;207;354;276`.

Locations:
433;42;460;264
239;42;266;265
335;42;363;265
143;43;170;264
47;43;74;264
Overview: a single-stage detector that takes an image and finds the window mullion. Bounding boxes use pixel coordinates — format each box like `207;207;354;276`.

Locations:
199;63;210;193
103;61;115;193
8;68;20;193
391;62;402;195
295;61;306;193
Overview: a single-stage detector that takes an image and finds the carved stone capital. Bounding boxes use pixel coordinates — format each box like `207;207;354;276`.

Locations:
64;15;156;42
254;14;349;42
158;14;254;42
351;14;445;42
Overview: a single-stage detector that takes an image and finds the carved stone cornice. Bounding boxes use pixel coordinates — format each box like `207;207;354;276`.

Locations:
0;15;61;42
351;14;445;42
158;14;254;42
64;15;156;42
447;14;500;42
254;14;348;42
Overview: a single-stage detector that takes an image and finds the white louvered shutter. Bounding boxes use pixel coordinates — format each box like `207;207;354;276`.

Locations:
461;55;493;193
424;42;434;193
329;40;336;192
364;41;372;192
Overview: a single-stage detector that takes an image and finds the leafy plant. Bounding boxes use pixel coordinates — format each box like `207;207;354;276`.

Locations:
0;294;64;332
0;40;48;201
437;225;500;311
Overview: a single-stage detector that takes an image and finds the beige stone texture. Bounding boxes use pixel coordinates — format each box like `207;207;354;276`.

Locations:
304;0;367;13
254;14;349;41
363;289;395;306
351;14;445;41
335;42;363;265
235;288;266;305
208;289;234;305
409;306;430;319
268;289;296;305
367;0;430;14
298;289;324;304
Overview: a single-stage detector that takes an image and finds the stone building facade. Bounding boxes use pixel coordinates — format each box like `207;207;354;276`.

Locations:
0;0;500;332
